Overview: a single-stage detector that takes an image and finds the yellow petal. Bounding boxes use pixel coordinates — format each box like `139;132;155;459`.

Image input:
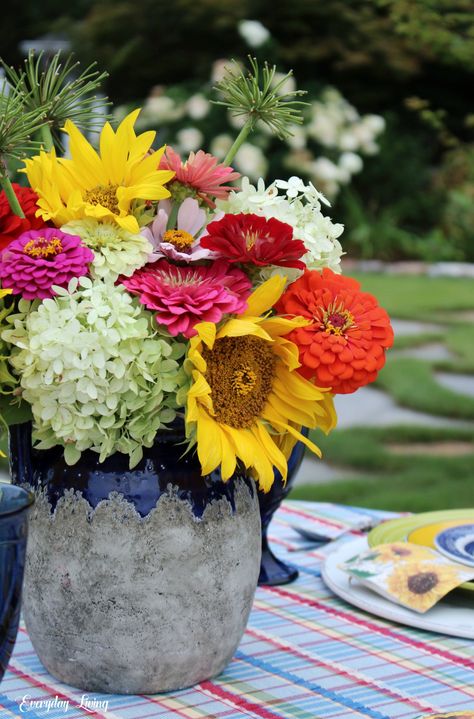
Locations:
64;119;106;186
261;316;309;337
252;422;287;481
195;322;216;349
114;214;140;233
242;275;286;318
196;411;223;476
99;121;126;185
217;318;273;342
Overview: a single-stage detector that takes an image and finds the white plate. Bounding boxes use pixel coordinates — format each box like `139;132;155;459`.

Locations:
321;537;474;640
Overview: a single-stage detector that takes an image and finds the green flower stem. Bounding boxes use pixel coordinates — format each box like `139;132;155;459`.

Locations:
223;118;254;166
39;124;55;152
0;171;25;218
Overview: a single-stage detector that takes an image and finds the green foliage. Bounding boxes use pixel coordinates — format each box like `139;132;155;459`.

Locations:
292;426;474;512
1;0;473;261
375;358;474;419
350;273;474;319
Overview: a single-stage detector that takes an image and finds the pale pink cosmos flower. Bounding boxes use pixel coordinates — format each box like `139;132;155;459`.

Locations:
141;197;219;263
121;258;252;338
160;147;240;207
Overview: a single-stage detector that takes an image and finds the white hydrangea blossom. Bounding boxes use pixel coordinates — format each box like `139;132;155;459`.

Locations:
61;219;153;281
238;20;271;48
217;176;344;275
3;278;186;467
233;144;268;181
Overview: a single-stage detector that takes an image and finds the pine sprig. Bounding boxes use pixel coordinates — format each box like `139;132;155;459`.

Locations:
2;51;111;151
213;57;307;146
0;87;47;217
0;89;46;163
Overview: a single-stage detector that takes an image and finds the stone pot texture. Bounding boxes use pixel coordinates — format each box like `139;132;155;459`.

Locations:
9;422;261;694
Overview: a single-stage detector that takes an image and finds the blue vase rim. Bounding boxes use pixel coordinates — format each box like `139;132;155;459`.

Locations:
0;482;35;518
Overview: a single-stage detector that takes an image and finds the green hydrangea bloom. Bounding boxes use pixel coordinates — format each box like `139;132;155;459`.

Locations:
3;277;186;467
61;218;153;280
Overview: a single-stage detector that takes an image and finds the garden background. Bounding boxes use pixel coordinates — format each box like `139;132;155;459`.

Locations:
2;0;473;510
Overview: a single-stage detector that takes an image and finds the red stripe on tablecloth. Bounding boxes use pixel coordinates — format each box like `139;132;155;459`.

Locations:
199;680;284;719
278;504;346;528
6;664;110;719
267;536;296;550
245;627;438;715
267;586;474;669
254;598;473;701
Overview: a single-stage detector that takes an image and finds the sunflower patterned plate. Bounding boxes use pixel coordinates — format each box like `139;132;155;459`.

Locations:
368;509;474;592
321;537;474;639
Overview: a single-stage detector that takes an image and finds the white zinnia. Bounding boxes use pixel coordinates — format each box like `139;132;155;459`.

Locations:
61;219;153;281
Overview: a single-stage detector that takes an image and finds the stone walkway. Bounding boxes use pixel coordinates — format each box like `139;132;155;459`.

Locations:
295;315;474;487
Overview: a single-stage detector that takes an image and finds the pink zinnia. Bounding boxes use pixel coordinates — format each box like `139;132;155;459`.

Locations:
122;259;252;338
160;148;240;207
0;228;94;300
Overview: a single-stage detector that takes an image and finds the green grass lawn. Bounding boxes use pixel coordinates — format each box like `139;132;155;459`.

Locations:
290;273;474;512
290;426;474;512
352;273;474;321
376;358;474;419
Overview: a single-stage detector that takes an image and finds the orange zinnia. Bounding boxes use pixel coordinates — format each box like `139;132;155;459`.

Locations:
276;269;394;394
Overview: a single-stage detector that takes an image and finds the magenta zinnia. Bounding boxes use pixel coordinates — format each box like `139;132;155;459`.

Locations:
122;259;252;338
160;148;240;207
0;228;94;300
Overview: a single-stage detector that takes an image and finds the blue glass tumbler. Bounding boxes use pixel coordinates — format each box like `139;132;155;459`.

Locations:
0;482;34;683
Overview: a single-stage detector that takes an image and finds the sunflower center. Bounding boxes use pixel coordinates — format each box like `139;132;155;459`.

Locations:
202;335;276;428
23;236;62;259
231;366;257;395
321;302;355;336
84;184;119;214
407;571;438;595
163;229;194;251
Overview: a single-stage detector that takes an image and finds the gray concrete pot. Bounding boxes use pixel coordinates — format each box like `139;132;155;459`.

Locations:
22;484;260;694
10;424;261;694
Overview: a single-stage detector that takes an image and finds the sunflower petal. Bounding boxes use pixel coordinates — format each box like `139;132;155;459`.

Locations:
243;275;286;318
64;119;106;186
196;410;223;476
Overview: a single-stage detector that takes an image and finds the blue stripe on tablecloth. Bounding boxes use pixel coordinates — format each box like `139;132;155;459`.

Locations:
0;692;44;718
235;650;393;719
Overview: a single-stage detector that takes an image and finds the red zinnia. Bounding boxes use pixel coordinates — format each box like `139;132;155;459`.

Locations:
276;269;394;394
0;184;46;252
201;213;306;269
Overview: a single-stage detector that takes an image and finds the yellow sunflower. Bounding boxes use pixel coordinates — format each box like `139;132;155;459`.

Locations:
372;543;416;563
185;275;337;492
386;561;465;612
23;109;174;234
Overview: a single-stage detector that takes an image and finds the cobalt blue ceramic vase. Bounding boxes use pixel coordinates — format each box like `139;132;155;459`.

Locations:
0;482;34;683
8;421;261;694
257;431;307;586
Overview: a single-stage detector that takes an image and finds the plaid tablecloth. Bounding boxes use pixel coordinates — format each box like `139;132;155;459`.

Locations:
1;501;473;719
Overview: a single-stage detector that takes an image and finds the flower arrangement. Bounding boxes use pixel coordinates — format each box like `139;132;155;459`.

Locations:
0;54;393;492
